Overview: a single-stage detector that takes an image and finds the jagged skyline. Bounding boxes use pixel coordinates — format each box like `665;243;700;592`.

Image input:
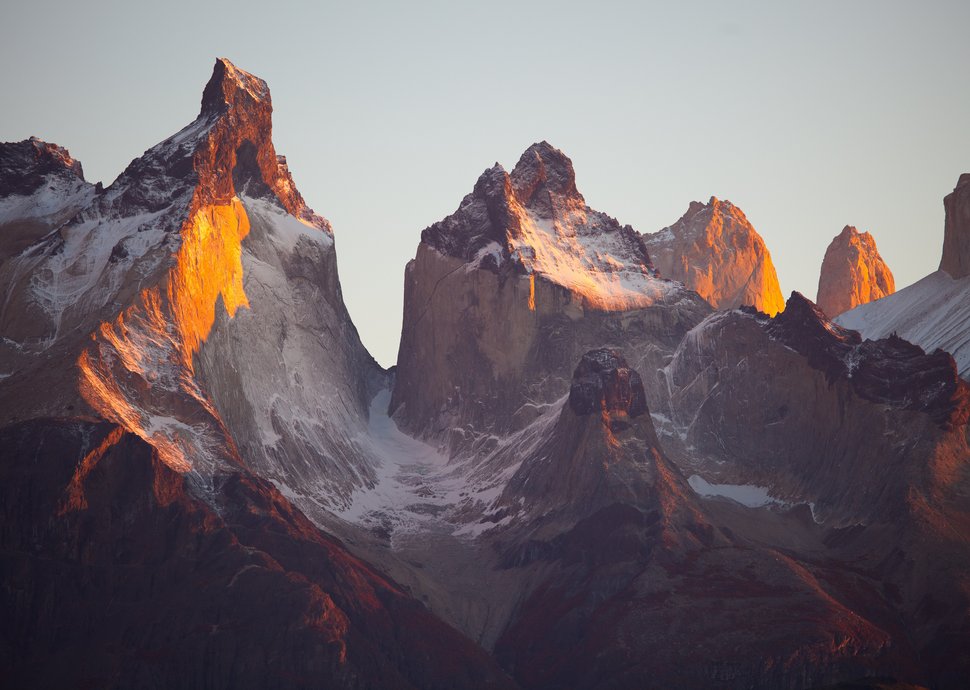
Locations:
4;44;970;689
3;1;968;365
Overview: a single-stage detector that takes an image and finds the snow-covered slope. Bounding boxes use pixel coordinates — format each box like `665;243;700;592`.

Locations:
0;137;94;228
836;270;970;377
198;193;383;510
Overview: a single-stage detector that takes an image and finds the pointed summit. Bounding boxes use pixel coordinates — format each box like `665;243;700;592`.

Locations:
645;197;785;315
510;141;581;211
200;57;271;116
414;141;664;308
102;57;324;228
392;143;708;454
497;347;698;523
815;225;894;318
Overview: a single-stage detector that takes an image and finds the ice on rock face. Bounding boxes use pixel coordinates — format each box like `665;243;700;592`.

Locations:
329;387;544;542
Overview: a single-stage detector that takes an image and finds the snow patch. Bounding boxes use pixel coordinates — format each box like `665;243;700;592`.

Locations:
508;207;676;309
836;270;970;377
241;195;333;251
687;474;784;508
0;174;93;226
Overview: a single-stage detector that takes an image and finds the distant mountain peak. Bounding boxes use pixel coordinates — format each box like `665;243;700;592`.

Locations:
200;57;271;117
0;137;86;197
418;141;674;311
645;196;784;315
940;172;970;279
509;140;582;210
816;224;894;318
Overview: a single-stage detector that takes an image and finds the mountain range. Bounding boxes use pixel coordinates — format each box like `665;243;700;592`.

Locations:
1;59;968;690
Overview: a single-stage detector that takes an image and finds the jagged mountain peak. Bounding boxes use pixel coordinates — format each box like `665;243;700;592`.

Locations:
767;290;862;355
200;57;271;116
673;196;749;230
416;141;674;311
684;195;742;220
816;224;895;318
755;291;970;429
496;347;696;526
0;58;360;486
839;224;865;239
645;194;785;315
0;137;86;196
0;138;95;232
509;140;582;210
98;56;326;230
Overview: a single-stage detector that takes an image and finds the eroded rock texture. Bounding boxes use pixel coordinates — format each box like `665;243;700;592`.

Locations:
643;197;785;315
816;225;894;318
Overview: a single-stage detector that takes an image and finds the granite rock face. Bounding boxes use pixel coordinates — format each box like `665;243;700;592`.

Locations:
644;197;785;315
816;225;895;318
836;175;970;378
664;292;970;521
0;137;96;264
939;173;970;279
0;58;382;508
0;60;503;689
0;137;85;195
488;351;927;690
392;142;710;455
3;58;970;690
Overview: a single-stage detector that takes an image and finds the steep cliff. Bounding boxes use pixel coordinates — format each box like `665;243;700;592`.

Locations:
391;142;710;455
939;173;970;278
816;225;895;318
643;197;785;315
0;59;514;688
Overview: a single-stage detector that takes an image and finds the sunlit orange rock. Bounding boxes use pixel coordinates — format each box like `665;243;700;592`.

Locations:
75;60;327;474
816;225;895;318
644;197;786;315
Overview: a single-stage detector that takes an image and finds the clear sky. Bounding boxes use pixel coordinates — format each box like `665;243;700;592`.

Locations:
3;1;969;366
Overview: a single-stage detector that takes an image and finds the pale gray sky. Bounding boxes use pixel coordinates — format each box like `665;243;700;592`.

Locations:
3;1;969;366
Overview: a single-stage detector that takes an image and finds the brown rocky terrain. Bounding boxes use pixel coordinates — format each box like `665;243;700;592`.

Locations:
0;419;515;689
487;349;931;689
816;226;895;318
643;196;786;315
